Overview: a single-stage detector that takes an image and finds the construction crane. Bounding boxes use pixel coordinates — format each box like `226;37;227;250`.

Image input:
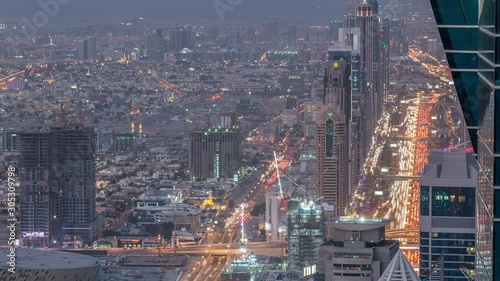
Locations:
14;102;75;125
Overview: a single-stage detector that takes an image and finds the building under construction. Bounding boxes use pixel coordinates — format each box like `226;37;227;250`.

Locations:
286;199;325;273
19;124;96;246
189;126;240;181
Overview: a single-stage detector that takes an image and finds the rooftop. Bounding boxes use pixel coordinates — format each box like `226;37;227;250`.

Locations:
0;248;99;270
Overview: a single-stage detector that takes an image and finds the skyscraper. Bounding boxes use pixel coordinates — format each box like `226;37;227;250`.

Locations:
19;125;96;246
428;1;495;280
316;59;348;216
147;29;165;61
169;28;195;52
287;199;325;272
80;36;97;60
356;0;376;150
419;149;477;280
189;126;240;181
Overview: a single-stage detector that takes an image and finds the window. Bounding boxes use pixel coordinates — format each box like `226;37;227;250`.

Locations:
432;186;475;217
421;186;430;216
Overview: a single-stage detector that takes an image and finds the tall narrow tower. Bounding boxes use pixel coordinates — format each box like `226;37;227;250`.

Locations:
316;60;348;216
356;0;375;151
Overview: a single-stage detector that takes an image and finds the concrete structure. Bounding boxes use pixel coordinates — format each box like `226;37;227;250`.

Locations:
19;125;96;246
189;126;240;181
419;149;477;279
318;218;399;281
378;249;419;281
112;132;136;152
0;248;100;280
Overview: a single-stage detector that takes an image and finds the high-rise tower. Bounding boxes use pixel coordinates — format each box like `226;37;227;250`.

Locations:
316;60;348;216
428;1;495;280
19;125;96;246
356;0;375;149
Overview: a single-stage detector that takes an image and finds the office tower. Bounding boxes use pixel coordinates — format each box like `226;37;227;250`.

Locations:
189;126;240;181
428;1;495;280
19;125;96;246
262;22;281;42
319;218;417;281
112;132;136;152
2;129;21;151
80;36;97;60
169;28;195;52
219;112;236;128
286;199;325;272
419;149;477;280
356;0;374;150
344;0;362;29
316;59;348;216
379;17;390;117
303;100;323;137
265;186;281;242
147;29;165;61
329;20;343;41
132;17;145;36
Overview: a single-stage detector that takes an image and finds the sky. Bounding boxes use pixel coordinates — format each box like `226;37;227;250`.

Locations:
1;0;425;24
1;0;348;23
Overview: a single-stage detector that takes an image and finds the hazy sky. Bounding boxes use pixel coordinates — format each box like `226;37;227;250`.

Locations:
1;0;348;23
1;0;425;24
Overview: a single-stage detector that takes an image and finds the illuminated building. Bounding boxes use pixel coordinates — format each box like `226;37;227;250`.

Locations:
428;0;497;279
316;59;348;215
112;132;136;152
189;126;240;181
419;149;477;279
19;125;96;246
318;218;411;281
2;129;21;151
286;199;325;275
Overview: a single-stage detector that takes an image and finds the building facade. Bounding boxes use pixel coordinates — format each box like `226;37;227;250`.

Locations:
428;1;497;280
286;199;325;272
189;126;240;181
419;149;477;280
318;218;400;281
316;59;348;216
19;125;96;246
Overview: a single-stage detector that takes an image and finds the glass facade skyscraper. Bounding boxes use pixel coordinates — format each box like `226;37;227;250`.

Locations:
429;1;497;280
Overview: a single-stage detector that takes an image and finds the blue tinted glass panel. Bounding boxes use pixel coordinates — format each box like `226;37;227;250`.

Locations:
432;186;475;217
494;223;500;275
452;71;479;126
496;92;500;153
430;0;467;25
495;158;500;187
446;53;477;69
495;189;500;218
439;28;476;50
468;128;478;152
